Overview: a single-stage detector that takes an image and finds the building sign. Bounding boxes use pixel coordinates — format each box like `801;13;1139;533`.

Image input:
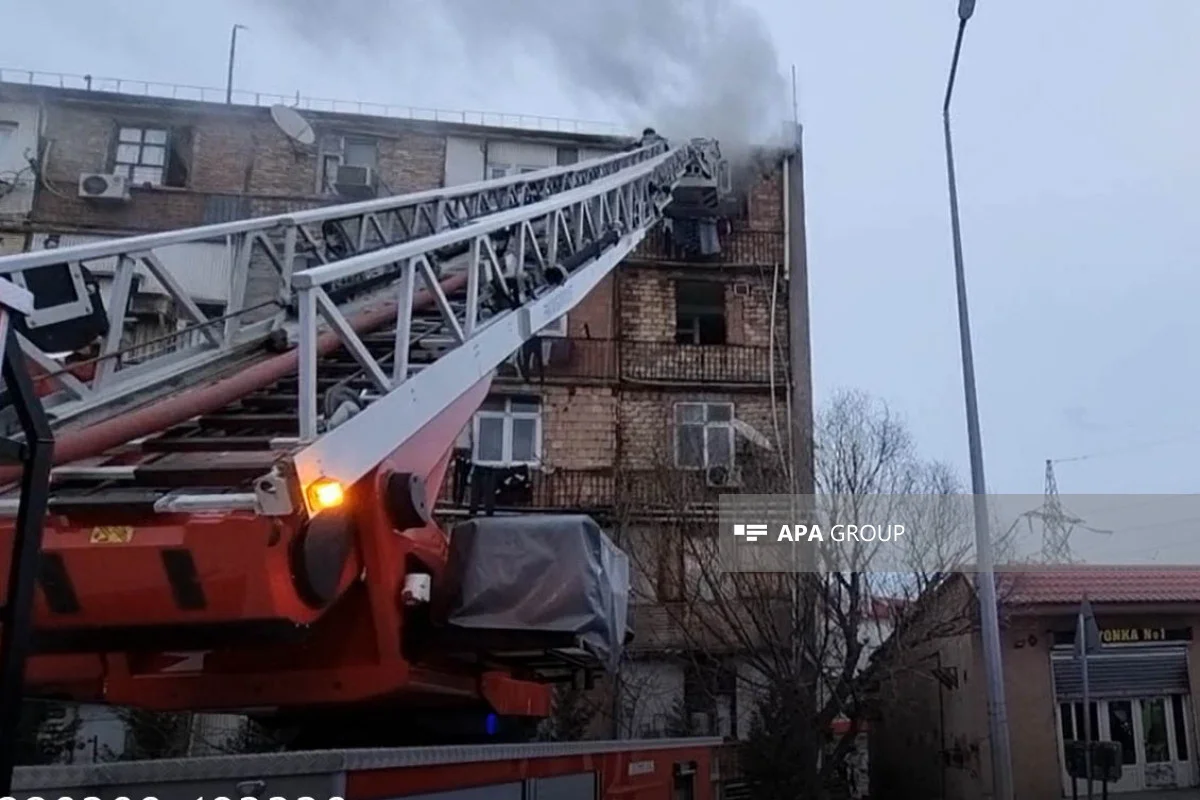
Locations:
1053;627;1192;647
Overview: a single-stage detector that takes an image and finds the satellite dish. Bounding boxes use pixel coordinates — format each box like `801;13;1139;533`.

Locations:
270;104;315;146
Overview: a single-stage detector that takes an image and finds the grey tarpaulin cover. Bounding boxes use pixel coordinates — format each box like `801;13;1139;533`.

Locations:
443;514;630;672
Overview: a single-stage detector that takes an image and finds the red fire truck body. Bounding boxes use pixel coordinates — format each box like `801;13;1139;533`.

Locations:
10;738;723;800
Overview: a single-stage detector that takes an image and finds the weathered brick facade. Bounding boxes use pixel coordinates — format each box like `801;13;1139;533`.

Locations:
10;87;446;233
4;83;806;745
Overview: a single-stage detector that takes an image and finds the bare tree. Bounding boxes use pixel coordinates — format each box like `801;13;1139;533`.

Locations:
618;388;1004;800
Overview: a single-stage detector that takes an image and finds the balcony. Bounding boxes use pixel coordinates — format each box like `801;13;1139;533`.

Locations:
437;460;617;515
620;340;786;387
433;463;757;519
631;227;784;267
494;337;618;383
492;338;781;387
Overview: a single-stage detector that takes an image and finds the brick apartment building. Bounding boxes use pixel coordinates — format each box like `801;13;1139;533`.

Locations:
0;72;809;761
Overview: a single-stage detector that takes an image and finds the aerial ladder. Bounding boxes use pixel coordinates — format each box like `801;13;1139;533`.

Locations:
0;133;725;745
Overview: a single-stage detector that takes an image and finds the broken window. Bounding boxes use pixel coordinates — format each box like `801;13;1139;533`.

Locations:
674;402;734;469
113;125;190;187
473;395;541;465
675;279;726;345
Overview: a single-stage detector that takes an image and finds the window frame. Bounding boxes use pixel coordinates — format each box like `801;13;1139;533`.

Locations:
673;401;735;470
318;134;378;194
112;124;171;186
472;396;543;466
0;121;17;158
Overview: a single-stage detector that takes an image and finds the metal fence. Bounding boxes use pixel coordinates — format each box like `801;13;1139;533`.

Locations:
493;338;782;387
620;340;786;386
0;68;630;137
631;227;785;266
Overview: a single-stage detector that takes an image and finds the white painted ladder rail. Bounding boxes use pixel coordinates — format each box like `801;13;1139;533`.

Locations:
279;143;706;515
0;141;672;434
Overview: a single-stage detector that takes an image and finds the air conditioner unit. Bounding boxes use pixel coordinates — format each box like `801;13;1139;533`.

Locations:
78;173;130;201
705;465;742;489
334;164;375;195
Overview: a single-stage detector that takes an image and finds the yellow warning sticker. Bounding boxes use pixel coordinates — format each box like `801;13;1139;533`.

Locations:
89;526;134;544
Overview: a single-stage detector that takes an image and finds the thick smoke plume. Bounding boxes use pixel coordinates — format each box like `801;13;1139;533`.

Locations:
254;0;787;153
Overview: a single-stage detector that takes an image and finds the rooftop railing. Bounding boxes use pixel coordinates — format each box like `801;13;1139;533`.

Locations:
0;68;631;137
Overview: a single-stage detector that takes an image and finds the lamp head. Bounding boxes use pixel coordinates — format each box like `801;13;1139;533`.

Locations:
958;0;976;21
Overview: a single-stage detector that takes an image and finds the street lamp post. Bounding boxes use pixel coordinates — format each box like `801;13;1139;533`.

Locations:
942;2;1015;799
225;24;247;105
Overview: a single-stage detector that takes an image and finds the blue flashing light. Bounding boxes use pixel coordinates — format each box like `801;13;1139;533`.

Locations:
485;713;499;736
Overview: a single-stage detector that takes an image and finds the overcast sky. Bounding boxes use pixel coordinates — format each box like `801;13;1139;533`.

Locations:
2;0;1199;497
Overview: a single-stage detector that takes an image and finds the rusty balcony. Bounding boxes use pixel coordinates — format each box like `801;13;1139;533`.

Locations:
620;340;787;387
493;338;783;387
436;460;618;516
494;337;618;383
631;227;784;267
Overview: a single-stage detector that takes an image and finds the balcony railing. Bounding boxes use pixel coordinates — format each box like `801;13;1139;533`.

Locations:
631;227;784;266
438;459;617;514
434;463;754;517
492;338;782;387
495;337;618;383
621;340;786;386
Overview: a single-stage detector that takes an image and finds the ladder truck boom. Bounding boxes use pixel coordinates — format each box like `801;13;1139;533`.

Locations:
0;134;723;733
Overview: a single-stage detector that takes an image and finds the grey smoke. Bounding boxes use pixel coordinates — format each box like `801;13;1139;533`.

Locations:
253;0;787;151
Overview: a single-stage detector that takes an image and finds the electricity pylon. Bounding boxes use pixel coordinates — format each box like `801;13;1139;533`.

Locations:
1022;459;1110;563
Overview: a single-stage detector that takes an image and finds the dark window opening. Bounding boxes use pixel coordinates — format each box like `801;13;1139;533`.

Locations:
557;146;579;166
683;658;737;738
1172;695;1190;760
675;279;726;345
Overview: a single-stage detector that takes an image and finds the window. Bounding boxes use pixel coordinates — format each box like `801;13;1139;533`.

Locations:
487;163;543;179
0;122;16;157
675;280;726;345
343;137;377;169
674;402;734;469
319;135;377;193
473;396;541;465
557;146;579;166
115;126;169;185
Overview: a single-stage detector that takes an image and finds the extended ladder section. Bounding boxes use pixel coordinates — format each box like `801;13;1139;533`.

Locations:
0;135;724;717
0;138;717;516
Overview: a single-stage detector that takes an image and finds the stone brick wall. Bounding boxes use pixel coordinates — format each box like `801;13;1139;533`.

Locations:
30;97;445;233
566;274;614;339
740;164;785;233
616;266;789;372
540;385;617;470
617;267;673;342
617;391;780;471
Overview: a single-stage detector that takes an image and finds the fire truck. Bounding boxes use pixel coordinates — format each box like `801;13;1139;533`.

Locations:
0;131;735;797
